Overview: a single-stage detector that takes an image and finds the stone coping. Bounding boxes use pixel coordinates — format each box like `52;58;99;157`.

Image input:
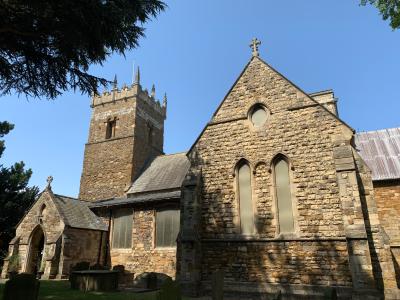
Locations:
201;237;347;243
72;270;119;274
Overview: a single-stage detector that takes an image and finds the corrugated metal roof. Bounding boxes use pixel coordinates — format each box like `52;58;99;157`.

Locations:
355;127;400;181
127;152;190;195
89;190;181;208
53;194;108;231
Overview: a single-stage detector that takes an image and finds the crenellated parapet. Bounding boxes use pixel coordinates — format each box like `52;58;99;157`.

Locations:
90;67;167;119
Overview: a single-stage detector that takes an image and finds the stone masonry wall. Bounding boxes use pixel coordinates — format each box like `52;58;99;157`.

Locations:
79;84;165;202
1;190;65;278
194;58;347;240
373;180;400;244
79;96;137;201
373;180;400;288
188;56;364;291
15;192;64;274
202;241;352;286
100;204;178;283
61;228;105;275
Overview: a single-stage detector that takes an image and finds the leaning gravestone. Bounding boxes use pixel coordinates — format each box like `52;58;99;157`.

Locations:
157;278;181;300
3;273;40;300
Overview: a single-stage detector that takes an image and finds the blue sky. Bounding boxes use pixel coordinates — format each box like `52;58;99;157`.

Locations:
1;1;399;197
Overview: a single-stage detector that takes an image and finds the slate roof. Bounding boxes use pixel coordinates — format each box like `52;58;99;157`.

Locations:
53;194;108;231
127;152;190;194
355;127;400;181
89;190;181;208
90;153;190;208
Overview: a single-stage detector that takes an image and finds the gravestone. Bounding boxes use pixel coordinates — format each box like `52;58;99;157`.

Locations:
89;263;107;270
71;261;90;271
133;272;171;289
323;287;338;300
69;261;91;284
211;269;224;300
3;273;40;300
157;278;181;300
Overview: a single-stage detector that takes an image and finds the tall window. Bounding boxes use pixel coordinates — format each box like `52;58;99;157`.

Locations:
238;162;254;235
274;157;294;233
105;118;116;139
155;209;180;247
112;209;132;249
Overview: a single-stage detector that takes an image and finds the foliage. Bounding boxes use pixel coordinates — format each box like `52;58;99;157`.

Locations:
0;121;38;269
361;0;400;29
7;254;20;272
0;0;166;99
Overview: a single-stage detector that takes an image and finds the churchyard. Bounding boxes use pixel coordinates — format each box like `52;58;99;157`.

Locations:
0;279;191;300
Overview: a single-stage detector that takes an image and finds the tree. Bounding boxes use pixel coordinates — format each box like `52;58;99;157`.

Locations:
0;121;39;268
0;0;166;99
361;0;400;29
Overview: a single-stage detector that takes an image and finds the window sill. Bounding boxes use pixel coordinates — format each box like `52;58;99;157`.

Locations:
154;246;177;251
111;248;132;253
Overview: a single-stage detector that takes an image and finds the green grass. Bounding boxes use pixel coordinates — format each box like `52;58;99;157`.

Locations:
0;280;165;300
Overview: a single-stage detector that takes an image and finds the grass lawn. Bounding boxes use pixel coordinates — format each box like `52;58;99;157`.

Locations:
0;280;175;300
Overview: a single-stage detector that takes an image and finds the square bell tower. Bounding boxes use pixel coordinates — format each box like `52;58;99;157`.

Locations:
79;68;167;201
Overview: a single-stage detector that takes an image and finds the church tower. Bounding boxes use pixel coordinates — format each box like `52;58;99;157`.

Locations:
79;69;167;201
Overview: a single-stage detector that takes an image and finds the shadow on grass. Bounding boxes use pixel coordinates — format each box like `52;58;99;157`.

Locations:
0;280;161;300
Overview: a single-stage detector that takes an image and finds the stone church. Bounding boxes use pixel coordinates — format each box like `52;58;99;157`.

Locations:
2;39;400;299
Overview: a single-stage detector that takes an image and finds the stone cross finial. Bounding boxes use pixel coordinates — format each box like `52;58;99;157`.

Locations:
46;176;53;190
250;38;261;57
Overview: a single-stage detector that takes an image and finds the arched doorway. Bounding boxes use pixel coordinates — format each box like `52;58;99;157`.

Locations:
26;226;45;275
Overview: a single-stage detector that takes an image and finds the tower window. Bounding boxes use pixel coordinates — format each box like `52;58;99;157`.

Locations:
105;118;116;139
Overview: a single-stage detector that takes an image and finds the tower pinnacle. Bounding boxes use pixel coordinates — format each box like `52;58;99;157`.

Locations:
163;93;167;107
134;66;140;85
250;38;261;57
113;74;118;90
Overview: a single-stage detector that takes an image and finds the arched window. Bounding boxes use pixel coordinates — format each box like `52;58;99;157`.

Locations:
249;104;269;127
39;204;46;217
237;162;254;235
274;157;294;233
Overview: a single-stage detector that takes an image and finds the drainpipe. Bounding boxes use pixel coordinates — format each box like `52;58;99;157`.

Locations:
96;231;103;265
104;208;112;267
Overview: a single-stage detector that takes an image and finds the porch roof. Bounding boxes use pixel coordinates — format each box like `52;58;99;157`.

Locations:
53;194;108;231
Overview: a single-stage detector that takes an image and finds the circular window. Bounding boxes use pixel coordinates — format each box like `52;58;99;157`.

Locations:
250;106;268;127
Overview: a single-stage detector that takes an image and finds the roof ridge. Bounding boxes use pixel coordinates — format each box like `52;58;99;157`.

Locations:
254;56;354;133
356;127;400;135
160;151;187;157
54;193;78;200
